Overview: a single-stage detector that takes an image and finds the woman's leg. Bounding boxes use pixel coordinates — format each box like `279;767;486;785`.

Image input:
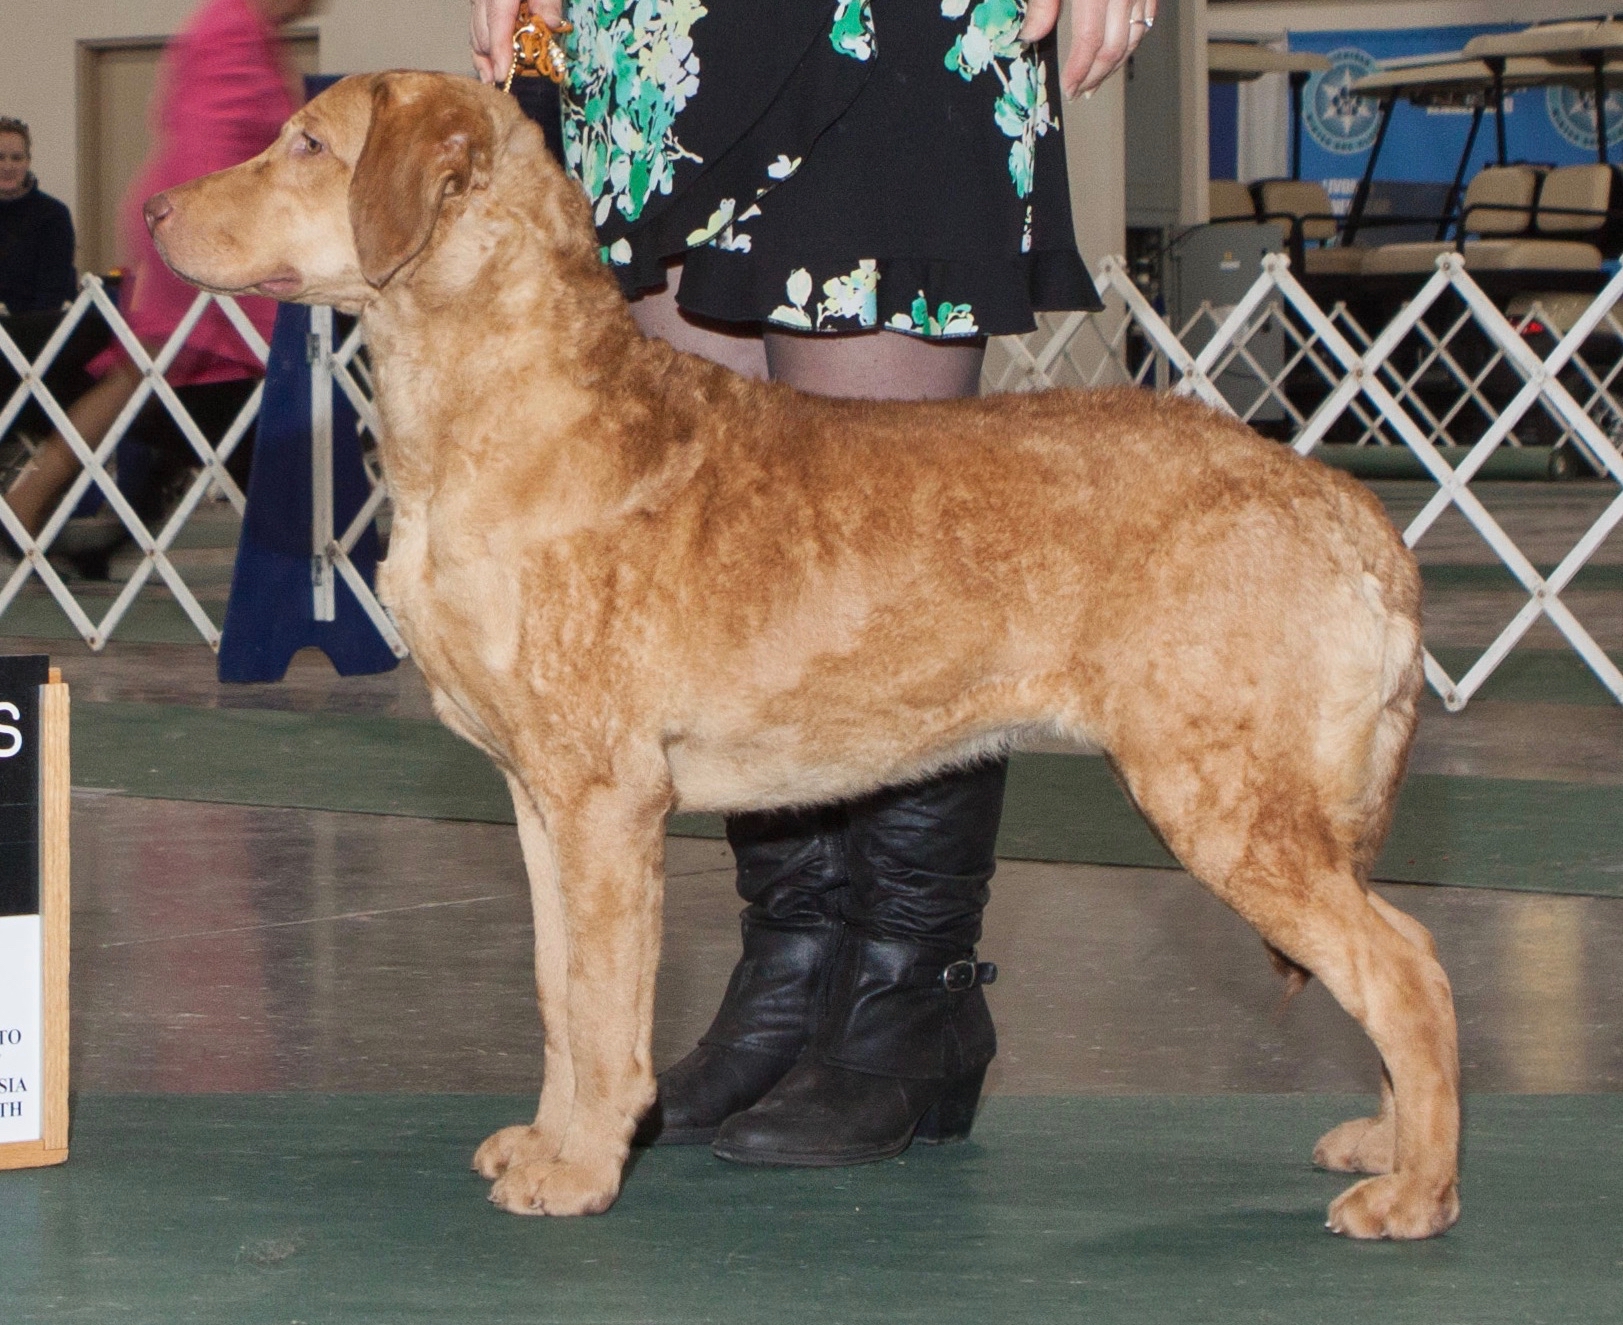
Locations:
629;264;769;380
638;803;850;1145
628;262;987;400
763;327;985;401
5;358;143;538
713;759;1007;1165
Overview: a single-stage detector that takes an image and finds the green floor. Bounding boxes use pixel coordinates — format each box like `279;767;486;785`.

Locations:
4;1094;1619;1325
70;700;1623;897
0;591;218;645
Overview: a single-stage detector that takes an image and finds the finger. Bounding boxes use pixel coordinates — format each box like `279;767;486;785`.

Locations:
1063;0;1108;99
1077;0;1133;95
1019;0;1061;43
534;0;565;25
1079;0;1132;93
470;0;523;85
470;1;495;83
1126;0;1156;57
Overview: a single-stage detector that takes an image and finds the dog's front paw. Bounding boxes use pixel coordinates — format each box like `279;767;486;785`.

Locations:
1313;1113;1395;1174
472;1124;559;1180
487;1155;623;1217
1326;1174;1459;1240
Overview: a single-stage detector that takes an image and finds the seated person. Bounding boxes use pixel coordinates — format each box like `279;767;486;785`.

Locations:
0;117;76;317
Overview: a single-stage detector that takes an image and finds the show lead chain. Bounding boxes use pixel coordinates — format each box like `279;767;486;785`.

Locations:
503;1;572;93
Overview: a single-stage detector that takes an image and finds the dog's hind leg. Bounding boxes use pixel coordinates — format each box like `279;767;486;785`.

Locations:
1212;846;1460;1239
480;760;671;1217
1310;892;1446;1179
1120;721;1458;1239
1313;1067;1396;1176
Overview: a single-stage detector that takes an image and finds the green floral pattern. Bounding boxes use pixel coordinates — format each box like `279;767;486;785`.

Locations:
887;292;980;337
830;0;876;61
769;262;882;330
563;0;710;227
686;197;760;252
941;0;1053;205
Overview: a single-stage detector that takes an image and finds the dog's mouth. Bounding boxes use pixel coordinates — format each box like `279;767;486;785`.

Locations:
151;236;304;301
252;270;304;298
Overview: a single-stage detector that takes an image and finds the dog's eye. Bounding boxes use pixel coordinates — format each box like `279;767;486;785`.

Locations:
296;132;324;156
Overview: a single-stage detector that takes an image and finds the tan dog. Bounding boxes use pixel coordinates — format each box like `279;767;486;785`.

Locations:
147;71;1459;1238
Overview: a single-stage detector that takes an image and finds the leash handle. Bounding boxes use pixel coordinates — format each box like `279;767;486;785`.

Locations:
503;2;573;92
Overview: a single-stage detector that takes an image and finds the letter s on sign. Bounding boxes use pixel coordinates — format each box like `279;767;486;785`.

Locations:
0;702;21;758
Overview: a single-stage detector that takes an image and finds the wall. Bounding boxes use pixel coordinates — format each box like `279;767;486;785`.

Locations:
1210;0;1623;205
5;0;472;222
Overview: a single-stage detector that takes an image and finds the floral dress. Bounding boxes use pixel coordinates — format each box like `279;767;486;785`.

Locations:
559;0;1101;339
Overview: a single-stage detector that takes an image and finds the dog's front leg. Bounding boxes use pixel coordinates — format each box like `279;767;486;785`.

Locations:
473;775;576;1186
480;769;669;1216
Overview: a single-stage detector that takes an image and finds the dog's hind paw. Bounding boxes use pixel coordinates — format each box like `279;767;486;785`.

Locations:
1326;1174;1460;1240
473;1124;558;1180
487;1156;623;1217
1313;1113;1395;1174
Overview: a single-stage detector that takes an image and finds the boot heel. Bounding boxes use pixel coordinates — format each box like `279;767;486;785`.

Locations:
913;1066;987;1145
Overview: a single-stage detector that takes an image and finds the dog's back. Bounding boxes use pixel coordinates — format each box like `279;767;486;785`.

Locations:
631;378;1422;856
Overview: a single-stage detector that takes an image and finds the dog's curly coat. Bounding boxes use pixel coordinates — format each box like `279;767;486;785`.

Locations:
147;71;1460;1238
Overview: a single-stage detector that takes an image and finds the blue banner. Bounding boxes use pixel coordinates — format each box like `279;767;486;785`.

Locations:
1289;25;1623;201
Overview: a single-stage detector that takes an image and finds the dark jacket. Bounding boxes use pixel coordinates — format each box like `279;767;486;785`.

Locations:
0;178;77;316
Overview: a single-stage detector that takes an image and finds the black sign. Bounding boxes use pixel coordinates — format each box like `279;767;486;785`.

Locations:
0;655;48;918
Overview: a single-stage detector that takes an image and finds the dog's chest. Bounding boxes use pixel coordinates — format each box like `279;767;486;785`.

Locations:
376;521;527;681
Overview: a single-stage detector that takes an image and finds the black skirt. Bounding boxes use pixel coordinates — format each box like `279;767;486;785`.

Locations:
559;0;1101;337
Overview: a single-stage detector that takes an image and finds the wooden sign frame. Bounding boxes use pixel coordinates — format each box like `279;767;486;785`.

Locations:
0;663;70;1170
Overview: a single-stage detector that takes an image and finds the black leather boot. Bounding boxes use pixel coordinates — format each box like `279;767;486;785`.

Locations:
636;803;847;1145
711;757;1006;1167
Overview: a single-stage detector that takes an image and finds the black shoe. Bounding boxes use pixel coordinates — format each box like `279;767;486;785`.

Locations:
635;804;847;1145
636;1043;799;1146
60;547;112;581
53;515;127;581
711;934;997;1165
712;759;1007;1167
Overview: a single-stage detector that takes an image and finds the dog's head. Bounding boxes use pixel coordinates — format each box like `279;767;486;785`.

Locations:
149;71;571;313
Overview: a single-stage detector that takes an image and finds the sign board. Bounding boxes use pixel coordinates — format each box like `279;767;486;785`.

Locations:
0;656;69;1170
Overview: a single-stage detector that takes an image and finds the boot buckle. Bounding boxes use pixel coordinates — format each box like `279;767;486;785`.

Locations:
941;959;997;991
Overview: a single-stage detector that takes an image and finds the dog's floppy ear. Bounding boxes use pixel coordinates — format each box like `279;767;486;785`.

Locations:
349;76;494;288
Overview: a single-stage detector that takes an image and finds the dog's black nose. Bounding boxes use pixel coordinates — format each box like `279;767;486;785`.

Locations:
144;193;173;234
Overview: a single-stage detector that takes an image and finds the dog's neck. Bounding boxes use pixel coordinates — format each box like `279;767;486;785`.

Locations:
358;145;718;532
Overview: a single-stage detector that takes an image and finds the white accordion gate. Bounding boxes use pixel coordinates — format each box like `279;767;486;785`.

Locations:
3;257;1621;709
0;277;264;649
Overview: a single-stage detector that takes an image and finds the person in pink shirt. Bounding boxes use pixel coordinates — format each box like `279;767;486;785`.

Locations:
5;0;316;546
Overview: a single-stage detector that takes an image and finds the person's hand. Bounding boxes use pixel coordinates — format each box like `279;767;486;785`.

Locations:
1021;0;1156;99
470;0;565;84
